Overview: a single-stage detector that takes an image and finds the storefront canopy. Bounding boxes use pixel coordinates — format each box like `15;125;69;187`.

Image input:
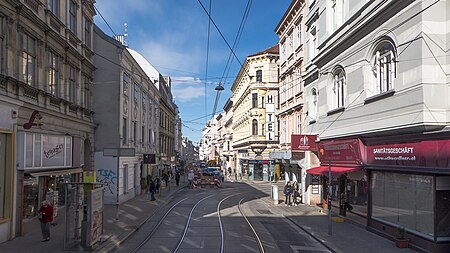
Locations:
307;166;360;177
29;167;83;177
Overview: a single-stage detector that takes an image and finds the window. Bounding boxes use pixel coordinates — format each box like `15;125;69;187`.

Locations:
252;119;258;135
256;70;262;82
289;33;294;54
68;65;77;104
49;0;59;16
83;16;91;48
123;72;129;96
332;67;346;109
267;95;273;104
122;118;127;144
69;0;77;33
373;40;396;94
297;23;302;46
310;88;318;121
22;34;35;86
372;171;433;237
296;113;301;133
48;52;59;96
148;129;152;146
297;67;302;95
331;0;337;30
133;122;137;145
134;83;139;102
281;42;286;61
289;75;293;98
83;76;91;110
142;126;145;147
142;92;146;107
252;93;258;108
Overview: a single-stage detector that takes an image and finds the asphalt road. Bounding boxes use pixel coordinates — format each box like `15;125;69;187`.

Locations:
113;182;331;253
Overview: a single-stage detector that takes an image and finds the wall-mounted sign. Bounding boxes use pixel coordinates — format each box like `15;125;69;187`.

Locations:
291;134;318;151
366;139;450;168
318;138;364;166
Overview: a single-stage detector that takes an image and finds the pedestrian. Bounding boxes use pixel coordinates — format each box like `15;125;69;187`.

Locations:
38;200;54;242
149;179;156;201
188;170;194;188
155;177;160;193
163;173;169;187
284;181;292;207
175;171;180;186
292;181;300;206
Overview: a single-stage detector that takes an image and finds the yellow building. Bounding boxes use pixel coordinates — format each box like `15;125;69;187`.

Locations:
231;46;279;181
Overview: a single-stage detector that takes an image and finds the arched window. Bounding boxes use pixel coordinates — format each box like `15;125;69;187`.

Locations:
372;40;396;94
332;67;346;109
310;88;318;121
252;119;258;135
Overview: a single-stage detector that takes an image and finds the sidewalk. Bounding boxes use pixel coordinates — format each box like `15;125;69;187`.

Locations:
0;178;184;253
249;180;417;253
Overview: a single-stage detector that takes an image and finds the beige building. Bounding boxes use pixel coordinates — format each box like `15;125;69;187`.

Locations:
231;46;279;181
0;0;96;241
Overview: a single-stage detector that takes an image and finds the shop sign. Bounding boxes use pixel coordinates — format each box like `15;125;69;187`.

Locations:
291;134;318;151
366;139;450;168
318;138;364;166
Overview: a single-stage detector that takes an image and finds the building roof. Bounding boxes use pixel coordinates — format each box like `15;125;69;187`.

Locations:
248;44;279;57
127;48;160;86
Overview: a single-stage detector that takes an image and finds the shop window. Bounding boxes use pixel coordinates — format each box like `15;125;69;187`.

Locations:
371;171;433;237
436;176;450;237
23;174;38;219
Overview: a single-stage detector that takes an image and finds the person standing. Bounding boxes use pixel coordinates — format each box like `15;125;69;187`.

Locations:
38;200;54;242
292;181;300;206
175;171;180;186
187;170;194;188
155;177;160;193
284;181;292;207
149;179;156;201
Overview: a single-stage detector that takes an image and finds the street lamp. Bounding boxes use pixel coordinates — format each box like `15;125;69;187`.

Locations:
251;144;266;160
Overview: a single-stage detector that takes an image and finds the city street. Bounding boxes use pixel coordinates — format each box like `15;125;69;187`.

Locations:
113;182;331;253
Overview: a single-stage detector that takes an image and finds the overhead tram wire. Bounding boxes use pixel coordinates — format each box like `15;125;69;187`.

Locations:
211;0;253;119
93;5;117;38
196;0;253;80
204;0;212;124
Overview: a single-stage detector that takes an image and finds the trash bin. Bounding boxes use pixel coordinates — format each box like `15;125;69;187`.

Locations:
272;185;278;205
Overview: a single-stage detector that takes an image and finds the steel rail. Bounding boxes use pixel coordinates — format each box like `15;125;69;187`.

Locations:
238;197;265;253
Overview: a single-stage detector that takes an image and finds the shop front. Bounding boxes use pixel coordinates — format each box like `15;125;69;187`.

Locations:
365;136;450;252
17;132;83;234
307;138;368;217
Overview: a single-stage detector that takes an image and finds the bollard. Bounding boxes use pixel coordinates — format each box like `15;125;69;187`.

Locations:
272;185;278;205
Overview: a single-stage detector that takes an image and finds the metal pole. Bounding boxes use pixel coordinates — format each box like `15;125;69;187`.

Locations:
115;156;119;220
328;162;332;236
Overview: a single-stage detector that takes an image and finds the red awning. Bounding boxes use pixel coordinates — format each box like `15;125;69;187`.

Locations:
307;166;360;177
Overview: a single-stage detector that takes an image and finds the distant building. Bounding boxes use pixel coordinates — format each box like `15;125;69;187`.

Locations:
231;45;279;181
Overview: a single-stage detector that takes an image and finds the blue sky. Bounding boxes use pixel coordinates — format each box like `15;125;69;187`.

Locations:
94;0;291;143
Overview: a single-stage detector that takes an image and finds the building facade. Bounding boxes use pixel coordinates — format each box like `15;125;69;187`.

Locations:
158;76;177;176
93;25;160;204
231;45;279;181
302;0;450;251
0;0;96;241
274;0;317;203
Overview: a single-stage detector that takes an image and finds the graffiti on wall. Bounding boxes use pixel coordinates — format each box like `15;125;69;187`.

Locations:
96;169;117;195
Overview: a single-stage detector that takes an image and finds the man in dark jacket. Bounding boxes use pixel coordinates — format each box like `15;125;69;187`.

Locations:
284;182;292;207
149;180;156;201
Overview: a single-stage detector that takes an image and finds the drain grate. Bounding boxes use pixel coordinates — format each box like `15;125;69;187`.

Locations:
256;209;273;215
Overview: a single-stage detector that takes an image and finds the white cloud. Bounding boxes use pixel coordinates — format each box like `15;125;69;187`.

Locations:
172;86;205;102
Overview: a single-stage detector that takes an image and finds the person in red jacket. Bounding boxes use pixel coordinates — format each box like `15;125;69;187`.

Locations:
38;200;54;242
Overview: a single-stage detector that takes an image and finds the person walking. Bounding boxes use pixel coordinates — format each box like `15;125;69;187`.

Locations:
175;171;180;186
284;181;292;207
292;181;300;206
38;200;54;242
149;179;156;201
163;173;170;187
155;177;160;193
